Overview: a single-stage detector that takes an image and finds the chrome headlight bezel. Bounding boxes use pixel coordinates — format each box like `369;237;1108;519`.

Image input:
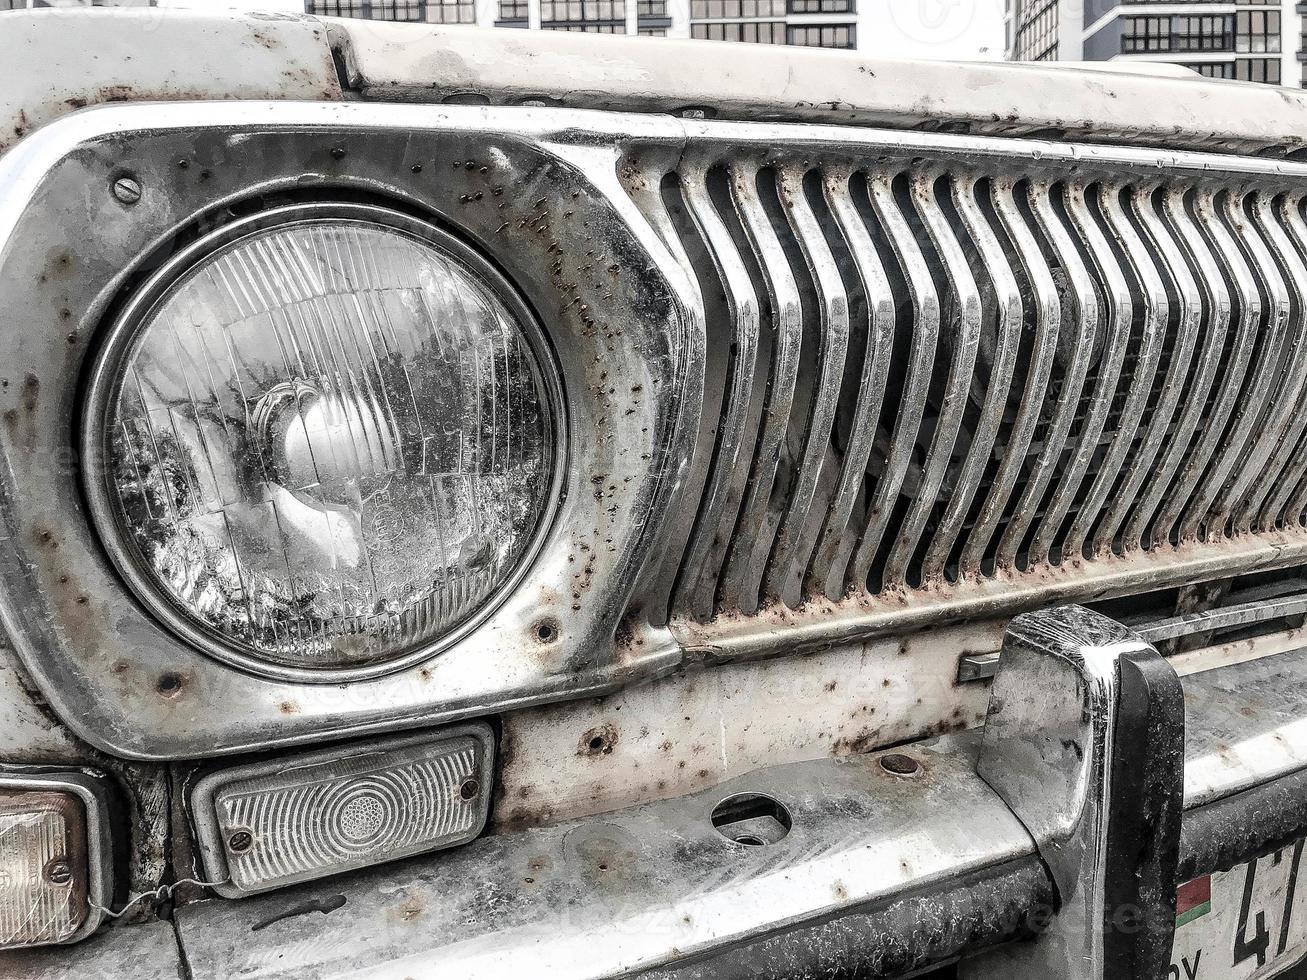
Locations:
80;202;566;682
0;102;694;760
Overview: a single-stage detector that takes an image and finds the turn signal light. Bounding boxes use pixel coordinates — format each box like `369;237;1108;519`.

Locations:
193;724;493;897
0;774;112;950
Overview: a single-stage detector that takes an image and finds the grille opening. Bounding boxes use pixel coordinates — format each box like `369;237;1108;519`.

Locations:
1095;564;1307;653
635;148;1307;628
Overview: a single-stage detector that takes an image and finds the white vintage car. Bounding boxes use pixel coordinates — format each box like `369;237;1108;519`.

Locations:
0;7;1305;980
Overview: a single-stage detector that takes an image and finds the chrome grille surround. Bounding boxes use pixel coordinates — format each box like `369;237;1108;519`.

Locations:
628;121;1307;657
7;101;1307;755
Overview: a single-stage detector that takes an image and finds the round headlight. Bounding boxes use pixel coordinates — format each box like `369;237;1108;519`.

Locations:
84;206;559;675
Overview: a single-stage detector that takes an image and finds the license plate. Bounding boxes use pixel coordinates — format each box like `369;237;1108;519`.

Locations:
1171;840;1307;979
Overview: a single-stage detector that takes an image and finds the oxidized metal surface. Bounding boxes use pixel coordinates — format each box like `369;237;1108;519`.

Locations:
0;920;181;980
0;101;698;759
170;637;1306;980
7;102;1307;757
0;10;339;158
174;737;1036;979
328;22;1307;157
1183;645;1307;808
974;605;1184;980
647;118;1307;663
493;619;999;831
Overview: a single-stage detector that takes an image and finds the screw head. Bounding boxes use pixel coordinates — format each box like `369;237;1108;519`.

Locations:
111;176;142;205
227;829;253;854
879;753;923;778
459;777;480;802
45;859;72;885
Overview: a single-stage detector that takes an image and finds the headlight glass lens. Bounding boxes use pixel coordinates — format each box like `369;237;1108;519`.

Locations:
93;216;556;670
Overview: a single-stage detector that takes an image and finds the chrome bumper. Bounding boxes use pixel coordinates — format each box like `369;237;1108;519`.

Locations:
8;605;1307;980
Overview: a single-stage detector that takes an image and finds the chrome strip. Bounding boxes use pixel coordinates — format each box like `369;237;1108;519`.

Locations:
999;180;1097;568
922;174;1021;582
765;164;849;606
718;163;802;615
809;167;895;600
850;171;939;591
886;170;980;586
675;163;762;620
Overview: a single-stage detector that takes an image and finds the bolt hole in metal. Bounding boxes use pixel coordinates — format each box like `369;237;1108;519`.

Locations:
156;673;183;697
711;793;793;847
533;618;560;644
879;753;923;778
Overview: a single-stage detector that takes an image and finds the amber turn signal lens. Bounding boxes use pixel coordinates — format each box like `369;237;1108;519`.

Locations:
0;777;111;950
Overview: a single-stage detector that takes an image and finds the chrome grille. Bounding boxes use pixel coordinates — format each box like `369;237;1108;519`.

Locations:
644;142;1307;624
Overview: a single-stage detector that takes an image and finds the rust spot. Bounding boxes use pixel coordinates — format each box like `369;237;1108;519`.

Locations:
579;723;618;757
824;680;837;692
278;700;300;715
832;881;849;901
832;728;882;757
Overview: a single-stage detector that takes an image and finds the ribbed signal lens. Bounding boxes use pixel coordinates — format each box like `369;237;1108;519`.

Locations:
0;792;92;949
192;726;493;896
88;213;556;671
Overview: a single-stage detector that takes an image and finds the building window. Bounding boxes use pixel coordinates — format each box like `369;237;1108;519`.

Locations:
637;0;665;14
1180;61;1235;78
786;23;855;47
1013;0;1058;61
306;0;474;22
691;0;785;16
690;19;785;42
1235;57;1281;83
540;0;626;30
1172;14;1234;51
1121;14;1234;53
1234;9;1280;51
497;0;528;19
638;24;667;33
787;0;854;12
309;0;424;20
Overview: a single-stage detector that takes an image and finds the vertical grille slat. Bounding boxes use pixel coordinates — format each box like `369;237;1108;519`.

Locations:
1178;189;1267;541
1240;194;1307;532
674;163;764;619
629;137;1307;631
849;171;941;592
809;168;895;601
977;177;1061;573
1123;182;1210;551
1209;191;1294;536
921;174;1024;582
1152;186;1237;544
998;180;1099;569
1266;198;1307;527
885;171;983;587
765;165;850;606
718;162;804;615
1035;181;1132;565
1092;183;1175;557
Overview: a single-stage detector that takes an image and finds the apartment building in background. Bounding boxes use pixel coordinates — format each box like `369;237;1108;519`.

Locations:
304;0;858;48
1008;0;1298;85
